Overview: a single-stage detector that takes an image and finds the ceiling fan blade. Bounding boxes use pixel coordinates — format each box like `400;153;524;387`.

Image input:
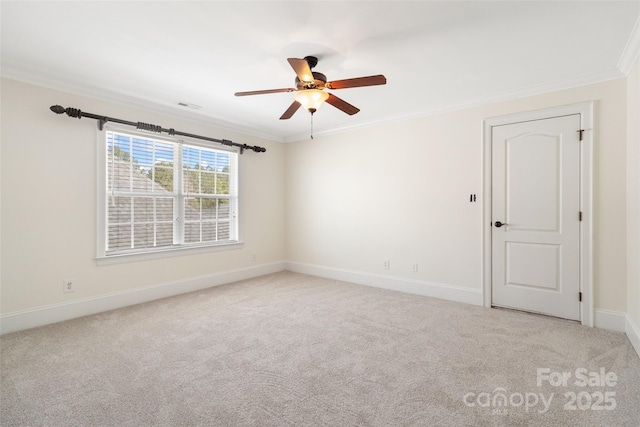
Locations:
287;58;314;84
327;75;387;90
325;93;360;115
235;88;295;96
280;101;302;120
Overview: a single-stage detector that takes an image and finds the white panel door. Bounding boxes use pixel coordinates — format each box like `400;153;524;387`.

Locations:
492;114;581;320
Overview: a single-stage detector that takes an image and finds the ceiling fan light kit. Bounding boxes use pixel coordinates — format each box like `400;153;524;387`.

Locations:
295;89;329;114
234;55;387;122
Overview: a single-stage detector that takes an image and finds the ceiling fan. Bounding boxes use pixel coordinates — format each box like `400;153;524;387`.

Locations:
234;56;387;120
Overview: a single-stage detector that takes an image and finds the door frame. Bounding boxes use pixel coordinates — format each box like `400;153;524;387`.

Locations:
482;102;594;326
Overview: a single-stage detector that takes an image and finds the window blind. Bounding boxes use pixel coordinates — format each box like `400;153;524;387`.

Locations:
105;130;238;255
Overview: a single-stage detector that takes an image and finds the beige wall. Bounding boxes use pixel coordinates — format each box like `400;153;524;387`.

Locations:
286;78;628;312
628;54;640;328
0;78;286;314
0;75;631;320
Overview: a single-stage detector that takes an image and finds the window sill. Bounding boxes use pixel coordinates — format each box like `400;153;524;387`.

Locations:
96;241;244;266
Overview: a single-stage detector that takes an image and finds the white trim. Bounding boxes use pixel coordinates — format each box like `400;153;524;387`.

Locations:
0;70;286;143
618;15;640;76
95;241;244;266
625;316;640;358
97;126;241;262
285;261;483;306
593;309;627;332
2;66;624;145
2;262;631;338
284;70;621;143
0;262;286;335
482;102;594;327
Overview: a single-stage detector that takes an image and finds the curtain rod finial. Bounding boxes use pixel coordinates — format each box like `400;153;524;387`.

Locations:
50;105;66;114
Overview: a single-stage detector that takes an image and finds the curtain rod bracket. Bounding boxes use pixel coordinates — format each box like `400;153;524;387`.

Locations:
49;105;266;154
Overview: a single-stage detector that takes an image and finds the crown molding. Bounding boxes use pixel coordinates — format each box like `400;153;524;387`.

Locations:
618;15;640;75
3;63;627;145
283;68;624;143
0;67;286;143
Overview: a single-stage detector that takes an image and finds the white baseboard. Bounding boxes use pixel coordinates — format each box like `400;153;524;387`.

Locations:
593;309;627;332
285;261;483;306
3;260;635;350
626;316;640;358
0;262;286;335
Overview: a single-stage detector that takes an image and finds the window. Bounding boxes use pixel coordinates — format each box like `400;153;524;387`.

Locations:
99;129;239;259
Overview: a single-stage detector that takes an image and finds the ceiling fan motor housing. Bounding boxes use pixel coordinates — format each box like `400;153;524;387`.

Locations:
304;56;319;69
295;72;327;90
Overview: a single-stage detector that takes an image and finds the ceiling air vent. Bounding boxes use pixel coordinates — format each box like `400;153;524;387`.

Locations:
177;102;202;110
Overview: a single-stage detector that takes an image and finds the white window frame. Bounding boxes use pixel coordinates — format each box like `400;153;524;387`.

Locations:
96;125;243;265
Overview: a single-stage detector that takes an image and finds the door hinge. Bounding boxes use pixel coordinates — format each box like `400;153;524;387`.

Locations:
578;129;585;141
579;211;582;221
579;292;582;302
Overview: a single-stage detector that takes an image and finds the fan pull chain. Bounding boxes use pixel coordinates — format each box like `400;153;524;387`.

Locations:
310;112;314;140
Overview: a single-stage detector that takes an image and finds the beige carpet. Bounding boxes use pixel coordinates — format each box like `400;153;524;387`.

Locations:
1;271;639;426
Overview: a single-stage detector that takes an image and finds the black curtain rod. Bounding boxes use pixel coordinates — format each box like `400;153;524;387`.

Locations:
49;105;266;154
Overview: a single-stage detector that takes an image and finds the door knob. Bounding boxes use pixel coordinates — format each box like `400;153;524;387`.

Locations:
495;221;508;228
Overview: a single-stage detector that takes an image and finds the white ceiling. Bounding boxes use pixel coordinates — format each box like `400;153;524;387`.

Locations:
2;1;639;142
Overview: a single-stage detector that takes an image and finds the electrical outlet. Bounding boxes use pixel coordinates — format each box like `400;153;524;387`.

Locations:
412;263;419;273
63;279;74;293
383;260;390;270
251;253;257;262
